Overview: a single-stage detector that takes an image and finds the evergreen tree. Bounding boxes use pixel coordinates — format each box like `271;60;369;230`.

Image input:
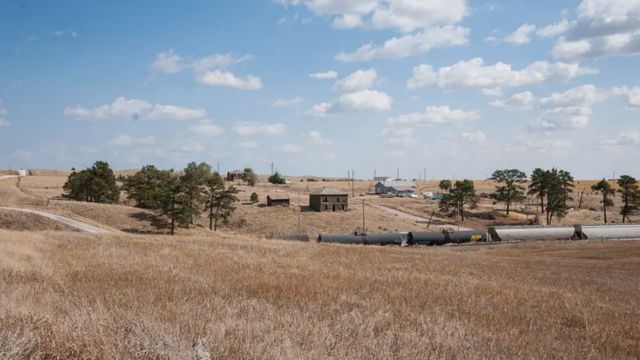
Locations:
618;175;640;223
203;174;239;231
490;169;527;215
527;168;548;213
250;192;259;203
243;167;258;186
121;165;171;210
544;168;574;225
438;179;452;193
439;179;477;221
591;179;615;224
63;161;120;203
268;172;286;184
179;162;212;226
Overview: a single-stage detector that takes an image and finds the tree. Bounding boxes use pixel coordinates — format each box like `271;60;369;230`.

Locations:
528;168;548;213
490;169;527;215
63;161;120;203
250;192;259;203
157;171;189;235
438;179;452;193
618;175;640;223
439;180;477;221
544;168;574;225
268;172;286;185
592;179;615;224
121;165;172;210
179;162;212;226
203;174;239;231
243;167;258;186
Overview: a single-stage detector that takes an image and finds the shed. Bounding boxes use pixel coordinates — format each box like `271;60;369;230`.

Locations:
309;187;348;212
375;180;417;196
226;169;244;182
267;194;290;207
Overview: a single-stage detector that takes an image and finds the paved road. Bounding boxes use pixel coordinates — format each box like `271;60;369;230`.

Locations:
0;206;109;234
0;175;19;180
367;203;472;231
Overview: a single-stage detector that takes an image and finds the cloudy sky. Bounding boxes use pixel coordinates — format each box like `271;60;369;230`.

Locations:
1;0;639;179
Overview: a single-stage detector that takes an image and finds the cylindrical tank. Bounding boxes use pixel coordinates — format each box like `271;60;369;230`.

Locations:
317;233;403;245
363;233;403;245
317;234;366;244
408;232;446;246
580;225;640;240
447;230;487;243
490;225;575;241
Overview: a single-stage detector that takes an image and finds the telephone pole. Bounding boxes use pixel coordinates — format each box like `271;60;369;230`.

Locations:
362;199;366;234
271;162;274;176
351;169;355;197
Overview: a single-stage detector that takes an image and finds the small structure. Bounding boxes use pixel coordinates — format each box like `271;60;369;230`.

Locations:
375;180;417;197
226;169;244;182
309;187;348;212
373;176;389;182
17;169;28;177
267;194;290;207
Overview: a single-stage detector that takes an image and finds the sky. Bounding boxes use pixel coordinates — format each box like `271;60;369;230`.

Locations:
0;0;639;179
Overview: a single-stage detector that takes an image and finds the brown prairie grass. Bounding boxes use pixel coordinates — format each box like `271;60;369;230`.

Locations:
0;231;639;359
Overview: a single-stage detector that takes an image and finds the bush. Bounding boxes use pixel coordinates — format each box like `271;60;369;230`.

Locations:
250;192;259;203
268;172;286;185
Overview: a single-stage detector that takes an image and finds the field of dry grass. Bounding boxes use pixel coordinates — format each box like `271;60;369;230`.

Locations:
0;231;638;359
0;210;78;232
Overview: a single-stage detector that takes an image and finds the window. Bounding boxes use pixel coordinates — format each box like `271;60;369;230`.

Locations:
322;197;328;202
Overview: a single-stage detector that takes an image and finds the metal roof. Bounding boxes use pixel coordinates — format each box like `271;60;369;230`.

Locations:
382;180;416;188
310;187;348;195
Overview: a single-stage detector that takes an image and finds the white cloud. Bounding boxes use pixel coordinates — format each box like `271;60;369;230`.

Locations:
612;86;640;107
492;84;607;130
309;70;338;79
151;50;185;74
336;26;469;61
407;58;597;91
551;0;640;60
380;127;415;147
148;104;206;120
196;71;262;90
273;143;303;154
52;29;77;38
389;106;480;126
537;20;570;38
334;68;377;91
504;23;536;45
188;119;225;137
191;53;250;73
272;97;303;107
307;102;334;118
64;97;152;120
600;130;640;146
109;135;156;147
514;134;572;154
233;122;287;135
338;89;393;111
461;131;487;143
239;141;259;149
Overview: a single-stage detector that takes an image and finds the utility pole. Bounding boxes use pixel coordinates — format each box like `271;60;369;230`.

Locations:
352;169;355;197
397;168;400;181
271;162;274;176
374;168;376;180
297;191;301;235
362;199;366;234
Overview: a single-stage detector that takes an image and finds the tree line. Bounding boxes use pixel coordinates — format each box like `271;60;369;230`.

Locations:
437;168;639;225
63;161;239;234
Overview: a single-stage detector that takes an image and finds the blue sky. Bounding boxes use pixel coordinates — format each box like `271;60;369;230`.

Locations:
1;0;639;179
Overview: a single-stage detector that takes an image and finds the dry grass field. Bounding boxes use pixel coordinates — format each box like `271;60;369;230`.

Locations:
0;231;639;359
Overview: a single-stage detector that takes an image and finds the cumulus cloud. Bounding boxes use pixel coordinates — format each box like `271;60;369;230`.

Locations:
612;86;640;107
151;50;185;74
233;122;287;135
109;135;156;147
333;68;377;91
407;58;597;92
196;71;262;90
599;130;640;146
151;50;262;90
309;70;338;79
504;23;536;45
552;0;640;60
188;119;225;137
389;106;480;126
492;84;608;130
380;127;416;147
148;104;206;120
301;130;330;145
338;90;392;111
272;97;303;107
336;26;469;61
307;102;334;118
537;20;570;38
280;0;469;61
64;97;209;121
64;97;152;120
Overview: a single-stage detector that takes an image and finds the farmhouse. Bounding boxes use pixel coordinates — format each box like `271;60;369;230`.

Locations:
375;180;417;197
267;194;290;207
309;187;348;212
226;169;244;182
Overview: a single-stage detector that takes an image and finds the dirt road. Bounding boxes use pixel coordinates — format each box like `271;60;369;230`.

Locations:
0;206;110;234
367;203;472;231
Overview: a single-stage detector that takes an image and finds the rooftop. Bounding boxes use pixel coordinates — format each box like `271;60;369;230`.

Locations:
267;194;290;201
310;187;348;196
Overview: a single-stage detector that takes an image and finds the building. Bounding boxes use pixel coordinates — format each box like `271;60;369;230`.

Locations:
309;187;348;212
267;194;290;207
375;180;417;197
226;169;244;182
373;176;389;182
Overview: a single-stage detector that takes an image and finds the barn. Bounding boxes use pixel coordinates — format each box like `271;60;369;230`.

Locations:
226;169;244;181
267;194;290;207
309;188;348;212
375;180;417;197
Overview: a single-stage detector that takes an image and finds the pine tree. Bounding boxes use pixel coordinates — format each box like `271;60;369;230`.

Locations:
618;175;640;223
591;179;615;224
490;169;527;215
